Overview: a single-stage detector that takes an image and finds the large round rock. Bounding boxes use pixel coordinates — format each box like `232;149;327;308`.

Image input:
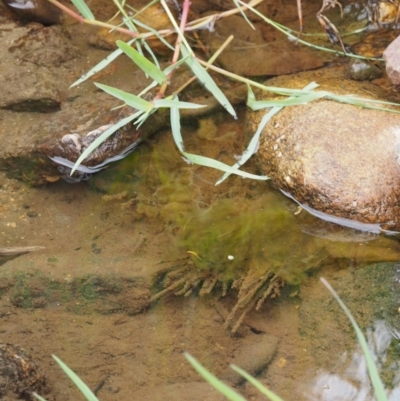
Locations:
247;70;400;231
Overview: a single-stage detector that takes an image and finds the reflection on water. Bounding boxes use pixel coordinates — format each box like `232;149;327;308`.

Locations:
307;320;400;401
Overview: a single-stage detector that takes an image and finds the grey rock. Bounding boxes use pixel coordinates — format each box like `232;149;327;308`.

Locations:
384;34;400;89
347;58;382;81
247;69;400;231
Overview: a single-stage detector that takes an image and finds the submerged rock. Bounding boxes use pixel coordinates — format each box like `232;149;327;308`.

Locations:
0;343;47;400
2;0;62;25
247;69;400;231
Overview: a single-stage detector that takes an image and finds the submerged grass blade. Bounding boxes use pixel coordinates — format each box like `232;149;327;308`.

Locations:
320;278;388;401
52;355;99;401
236;0;383;61
184;353;247;401
230;365;285;401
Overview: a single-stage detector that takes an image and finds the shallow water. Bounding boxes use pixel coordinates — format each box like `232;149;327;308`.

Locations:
2;120;400;400
2;1;400;400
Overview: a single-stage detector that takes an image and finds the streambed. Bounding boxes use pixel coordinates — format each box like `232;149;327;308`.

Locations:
1;1;400;400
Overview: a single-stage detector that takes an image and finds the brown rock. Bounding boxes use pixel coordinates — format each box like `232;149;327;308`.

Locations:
200;14;324;77
222;333;279;385
247;70;400;231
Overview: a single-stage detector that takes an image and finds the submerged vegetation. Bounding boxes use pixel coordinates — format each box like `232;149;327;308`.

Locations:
33;279;390;401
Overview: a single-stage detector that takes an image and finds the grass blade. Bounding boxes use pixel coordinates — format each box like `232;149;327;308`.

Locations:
116;40;167;84
70;39;136;87
153;98;205;109
248;92;326;109
216;82;319;185
320;278;388;401
33;393;48;401
230;365;285;401
170;102;268;180
52;355;99;401
184;353;247;401
95;83;152;111
231;0;255;29
70;0;95;20
71;111;142;174
181;45;237;118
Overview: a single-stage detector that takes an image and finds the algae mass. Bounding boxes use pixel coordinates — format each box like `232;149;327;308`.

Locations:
92;127;400;331
181;196;315;285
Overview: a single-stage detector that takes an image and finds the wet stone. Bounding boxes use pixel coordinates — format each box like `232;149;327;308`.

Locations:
200;13;324;77
0;22;75;112
2;0;62;25
0;343;47;400
347;58;382;81
222;333;279;385
384;34;400;89
247;69;400;231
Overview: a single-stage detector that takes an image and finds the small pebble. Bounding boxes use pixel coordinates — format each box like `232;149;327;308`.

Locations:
27;211;38;218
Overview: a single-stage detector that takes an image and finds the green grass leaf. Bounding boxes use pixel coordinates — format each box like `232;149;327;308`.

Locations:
181;45;237;118
154;98;205;109
184;353;247;401
216;82;319;185
248;92;326;109
52;355;99;401
320;278;389;401
231;365;285;401
170;101;268;180
70;39;137;87
33;393;48;401
70;0;95;20
116;40;167;84
71;111;143;174
94;83;152;112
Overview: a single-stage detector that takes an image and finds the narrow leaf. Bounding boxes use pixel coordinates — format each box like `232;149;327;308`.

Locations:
70;0;95;20
181;45;237;118
70;39;136;87
231;365;285;401
154;99;205;109
33;393;48;401
71;111;142;174
248;92;326;110
320;278;388;401
170;101;268;180
216;82;319;185
231;0;255;29
95;83;152;111
185;353;247;401
52;355;99;401
116;40;167;84
182;152;269;180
